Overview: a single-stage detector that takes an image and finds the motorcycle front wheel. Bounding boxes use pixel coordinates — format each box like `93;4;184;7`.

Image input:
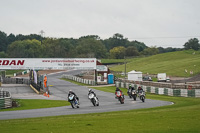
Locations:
133;95;136;101
119;97;124;104
70;101;75;108
91;99;96;106
141;96;145;102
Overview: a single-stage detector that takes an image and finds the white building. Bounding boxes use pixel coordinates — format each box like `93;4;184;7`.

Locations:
128;70;143;81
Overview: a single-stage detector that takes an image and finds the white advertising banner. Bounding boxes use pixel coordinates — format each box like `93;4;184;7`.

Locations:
0;58;96;70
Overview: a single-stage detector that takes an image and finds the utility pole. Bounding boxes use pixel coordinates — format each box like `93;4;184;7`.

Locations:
124;56;126;79
39;30;45;44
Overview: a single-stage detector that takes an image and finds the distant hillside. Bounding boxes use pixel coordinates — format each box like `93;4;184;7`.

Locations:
108;50;200;77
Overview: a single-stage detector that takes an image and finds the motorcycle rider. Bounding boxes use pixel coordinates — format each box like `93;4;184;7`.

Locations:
88;89;97;97
68;90;79;102
115;87;123;98
127;84;135;93
137;86;143;93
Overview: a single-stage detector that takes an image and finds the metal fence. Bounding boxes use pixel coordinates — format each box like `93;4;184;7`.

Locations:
0;91;12;109
1;78;29;85
30;80;41;92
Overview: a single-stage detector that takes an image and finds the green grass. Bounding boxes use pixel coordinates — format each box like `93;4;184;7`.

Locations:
109;50;200;77
0;99;69;112
0;84;200;132
4;70;23;76
0;92;200;132
101;58;132;64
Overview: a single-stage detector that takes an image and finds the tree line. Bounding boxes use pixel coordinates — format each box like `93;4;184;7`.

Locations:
0;30;198;59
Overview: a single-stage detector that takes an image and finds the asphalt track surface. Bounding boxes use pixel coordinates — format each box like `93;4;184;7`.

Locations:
0;70;173;120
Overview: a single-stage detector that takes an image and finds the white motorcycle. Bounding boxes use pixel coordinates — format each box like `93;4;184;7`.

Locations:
88;93;99;106
138;90;145;102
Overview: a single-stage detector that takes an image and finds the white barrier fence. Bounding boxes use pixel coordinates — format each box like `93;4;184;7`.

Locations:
61;74;96;86
0;91;12;109
116;81;200;98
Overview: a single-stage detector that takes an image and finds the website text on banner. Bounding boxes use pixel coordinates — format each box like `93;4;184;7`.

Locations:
0;58;96;70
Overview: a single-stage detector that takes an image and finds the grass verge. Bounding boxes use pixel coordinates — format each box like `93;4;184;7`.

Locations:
0;99;69;112
0;83;200;132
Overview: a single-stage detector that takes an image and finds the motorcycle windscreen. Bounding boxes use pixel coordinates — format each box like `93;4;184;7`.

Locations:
69;94;74;100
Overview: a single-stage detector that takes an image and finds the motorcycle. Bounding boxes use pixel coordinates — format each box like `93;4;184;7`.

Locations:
138;90;145;102
132;90;137;101
116;91;125;104
88;93;99;106
68;94;79;108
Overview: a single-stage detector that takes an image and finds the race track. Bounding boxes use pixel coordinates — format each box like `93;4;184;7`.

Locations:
0;70;173;120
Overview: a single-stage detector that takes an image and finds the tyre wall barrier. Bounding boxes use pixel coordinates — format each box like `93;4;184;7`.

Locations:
0;91;12;109
115;81;200;98
61;74;96;86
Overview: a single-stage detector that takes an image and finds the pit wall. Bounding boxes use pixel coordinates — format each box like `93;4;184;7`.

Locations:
115;81;200;98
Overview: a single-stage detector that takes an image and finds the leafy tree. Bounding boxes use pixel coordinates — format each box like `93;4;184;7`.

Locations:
184;38;200;50
126;40;148;52
7;39;42;58
103;33;128;50
79;35;100;40
41;38;60;57
0;51;7;57
141;46;159;56
125;46;139;56
76;38;107;58
7;33;16;45
158;47;165;53
58;39;75;57
110;46;126;59
0;31;7;52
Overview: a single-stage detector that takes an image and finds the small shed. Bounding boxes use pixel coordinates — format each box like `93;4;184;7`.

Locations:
128;70;143;81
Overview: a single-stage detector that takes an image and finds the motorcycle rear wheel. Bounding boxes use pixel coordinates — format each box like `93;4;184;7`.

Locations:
133;95;136;101
92;99;96;106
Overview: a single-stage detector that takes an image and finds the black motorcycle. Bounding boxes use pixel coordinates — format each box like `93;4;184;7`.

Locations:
127;89;137;100
68;94;79;108
127;89;132;98
132;89;137;101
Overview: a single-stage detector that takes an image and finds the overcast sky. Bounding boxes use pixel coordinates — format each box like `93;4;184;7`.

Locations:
1;0;200;48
